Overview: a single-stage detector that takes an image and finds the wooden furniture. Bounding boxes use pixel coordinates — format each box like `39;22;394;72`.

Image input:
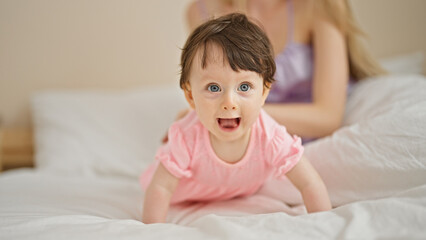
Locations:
0;128;34;172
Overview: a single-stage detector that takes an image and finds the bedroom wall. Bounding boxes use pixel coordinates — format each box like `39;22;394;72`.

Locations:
0;0;425;127
352;0;426;60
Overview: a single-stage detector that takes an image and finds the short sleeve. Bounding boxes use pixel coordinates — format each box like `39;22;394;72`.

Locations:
267;126;304;179
155;124;193;179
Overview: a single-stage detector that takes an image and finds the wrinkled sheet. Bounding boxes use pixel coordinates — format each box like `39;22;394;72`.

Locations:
3;74;426;239
1;169;425;239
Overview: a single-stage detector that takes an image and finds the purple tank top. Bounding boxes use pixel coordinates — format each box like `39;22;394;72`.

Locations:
266;0;314;103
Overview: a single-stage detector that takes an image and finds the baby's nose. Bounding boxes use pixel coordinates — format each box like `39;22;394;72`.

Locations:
222;93;238;110
223;105;237;110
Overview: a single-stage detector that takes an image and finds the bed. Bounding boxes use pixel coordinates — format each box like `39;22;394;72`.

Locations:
1;0;426;237
1;59;426;238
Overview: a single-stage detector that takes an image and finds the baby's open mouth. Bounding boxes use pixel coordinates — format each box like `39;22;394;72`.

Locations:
217;117;241;130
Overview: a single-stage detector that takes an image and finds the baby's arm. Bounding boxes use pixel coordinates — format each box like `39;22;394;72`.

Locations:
285;155;332;213
142;163;179;224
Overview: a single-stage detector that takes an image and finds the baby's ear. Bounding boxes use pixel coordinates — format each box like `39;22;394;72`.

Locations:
183;85;196;109
261;84;271;105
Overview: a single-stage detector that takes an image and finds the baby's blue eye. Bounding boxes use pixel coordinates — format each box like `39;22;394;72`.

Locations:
208;84;221;92
238;83;251;92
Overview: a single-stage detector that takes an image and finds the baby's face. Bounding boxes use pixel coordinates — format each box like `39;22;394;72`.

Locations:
184;44;269;143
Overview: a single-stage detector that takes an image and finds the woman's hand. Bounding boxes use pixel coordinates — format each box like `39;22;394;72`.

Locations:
162;108;191;143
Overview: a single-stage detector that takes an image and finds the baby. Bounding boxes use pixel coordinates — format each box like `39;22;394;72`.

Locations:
140;13;331;224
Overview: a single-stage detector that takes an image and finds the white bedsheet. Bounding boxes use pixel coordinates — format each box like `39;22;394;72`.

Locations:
2;73;426;239
1;169;425;239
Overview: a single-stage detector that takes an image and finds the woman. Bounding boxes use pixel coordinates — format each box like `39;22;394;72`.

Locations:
183;0;385;141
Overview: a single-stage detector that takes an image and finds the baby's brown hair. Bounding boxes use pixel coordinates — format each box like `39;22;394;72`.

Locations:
180;13;276;90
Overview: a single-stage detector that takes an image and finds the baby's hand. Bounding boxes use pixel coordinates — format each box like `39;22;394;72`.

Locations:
142;163;179;224
162;108;191;143
286;156;332;213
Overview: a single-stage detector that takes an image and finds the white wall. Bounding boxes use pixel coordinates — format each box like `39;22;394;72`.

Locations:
0;0;425;127
0;0;192;126
352;0;426;60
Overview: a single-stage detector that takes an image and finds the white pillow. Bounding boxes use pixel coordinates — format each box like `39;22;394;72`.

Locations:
380;52;424;75
32;84;188;179
259;74;426;207
33;74;426;206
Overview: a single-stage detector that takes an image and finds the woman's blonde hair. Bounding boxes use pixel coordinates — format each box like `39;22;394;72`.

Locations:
313;0;386;80
220;0;386;80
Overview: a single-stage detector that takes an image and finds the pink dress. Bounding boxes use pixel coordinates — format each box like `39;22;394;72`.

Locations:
140;109;304;204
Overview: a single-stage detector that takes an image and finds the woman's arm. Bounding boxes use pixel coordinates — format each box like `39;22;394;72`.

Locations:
264;15;349;138
142;163;179;224
285;155;331;213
